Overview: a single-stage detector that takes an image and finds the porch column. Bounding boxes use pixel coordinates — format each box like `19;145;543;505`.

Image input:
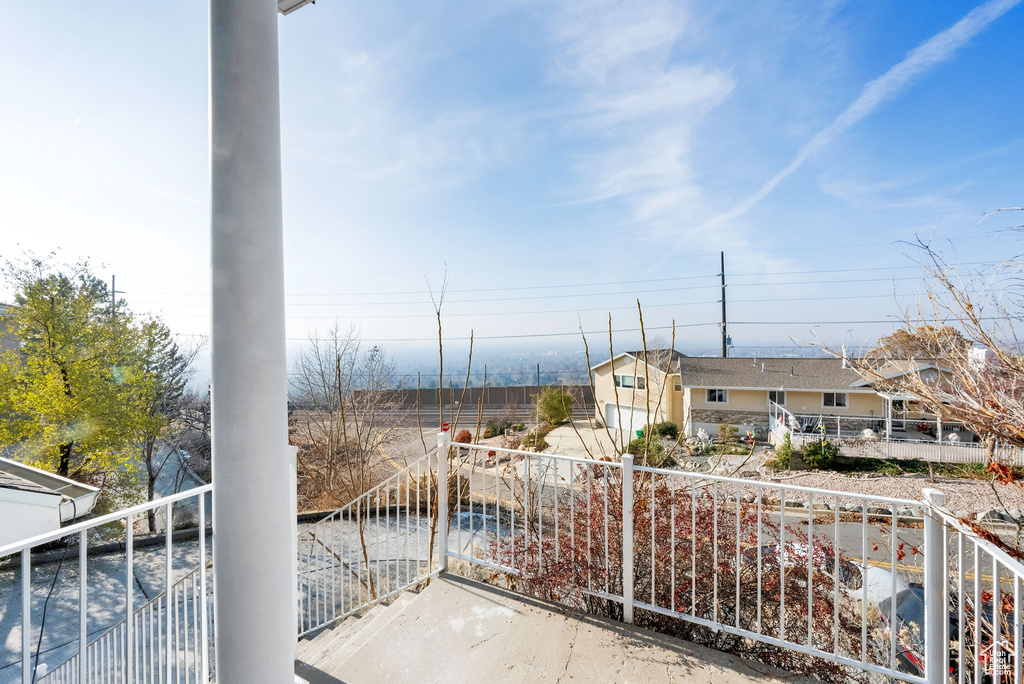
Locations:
209;1;296;682
884;397;892;440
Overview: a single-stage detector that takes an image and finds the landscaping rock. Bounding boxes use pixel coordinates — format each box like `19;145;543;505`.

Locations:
980;509;1014;524
1008;508;1024;522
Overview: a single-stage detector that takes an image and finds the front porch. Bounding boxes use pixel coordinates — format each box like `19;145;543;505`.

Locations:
767;400;1024;465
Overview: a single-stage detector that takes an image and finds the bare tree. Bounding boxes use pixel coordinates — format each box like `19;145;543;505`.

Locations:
290;323;406;510
847;239;1024;462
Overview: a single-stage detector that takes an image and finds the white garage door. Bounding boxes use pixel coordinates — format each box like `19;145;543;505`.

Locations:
605;404;650;437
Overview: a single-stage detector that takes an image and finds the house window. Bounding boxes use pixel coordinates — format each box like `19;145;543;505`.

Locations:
674;381;682;392
706;389;727;403
823;392;848;408
768;390;786;406
614;374;645;390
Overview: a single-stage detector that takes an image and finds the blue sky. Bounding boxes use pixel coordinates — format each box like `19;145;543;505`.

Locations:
1;0;1021;360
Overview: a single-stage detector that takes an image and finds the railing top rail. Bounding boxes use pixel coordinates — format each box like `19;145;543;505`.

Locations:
631;463;920;506
299;446;439;533
0;483;212;558
454;441;623;468
929;504;1024;575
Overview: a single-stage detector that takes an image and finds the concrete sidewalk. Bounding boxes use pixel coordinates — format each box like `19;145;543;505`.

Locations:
309;574;814;684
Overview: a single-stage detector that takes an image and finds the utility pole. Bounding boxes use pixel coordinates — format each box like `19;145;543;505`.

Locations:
109;275;124;316
536;363;541;389
719;251;728;358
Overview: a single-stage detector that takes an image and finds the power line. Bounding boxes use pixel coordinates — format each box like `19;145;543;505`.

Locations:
134;274;943;309
130;259;1002;299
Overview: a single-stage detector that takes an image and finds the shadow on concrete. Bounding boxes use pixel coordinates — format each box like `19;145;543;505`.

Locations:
295;659;349;684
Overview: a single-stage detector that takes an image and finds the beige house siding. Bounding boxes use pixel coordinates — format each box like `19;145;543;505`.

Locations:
592;355;679;426
682;386;889;437
781;390;883;416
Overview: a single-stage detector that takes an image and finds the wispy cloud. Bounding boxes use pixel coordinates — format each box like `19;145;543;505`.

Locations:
545;0;738;244
704;0;1022;229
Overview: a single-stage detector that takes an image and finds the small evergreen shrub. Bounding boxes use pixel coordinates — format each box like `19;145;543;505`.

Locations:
453;429;473;444
534;387;574;425
651;421;679;440
802;438;840;468
767;432;793;469
625;438;673;467
486;418;514;436
717;422;739;445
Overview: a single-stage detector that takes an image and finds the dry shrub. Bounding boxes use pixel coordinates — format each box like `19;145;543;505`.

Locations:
491;472;866;682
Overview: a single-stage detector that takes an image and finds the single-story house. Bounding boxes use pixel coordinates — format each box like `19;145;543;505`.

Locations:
0;457;99;547
592;351;961;440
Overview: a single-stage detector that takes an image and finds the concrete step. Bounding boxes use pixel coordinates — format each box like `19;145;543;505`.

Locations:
298;587;422;669
299;609;373;664
317;591;421;676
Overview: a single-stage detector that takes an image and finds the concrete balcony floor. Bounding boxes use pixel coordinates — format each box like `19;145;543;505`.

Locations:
295;575;814;684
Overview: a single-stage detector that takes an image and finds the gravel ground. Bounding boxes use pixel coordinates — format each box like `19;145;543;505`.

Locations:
724;449;1024;519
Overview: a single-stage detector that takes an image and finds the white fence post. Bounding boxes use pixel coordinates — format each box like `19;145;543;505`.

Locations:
621;454;634;624
437;432;450;573
922;488;947;684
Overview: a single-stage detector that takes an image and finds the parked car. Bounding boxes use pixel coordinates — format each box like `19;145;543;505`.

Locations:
877;583;1012;682
742;543;908;607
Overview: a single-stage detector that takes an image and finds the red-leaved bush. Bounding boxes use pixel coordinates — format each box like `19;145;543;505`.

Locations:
488;468;867;682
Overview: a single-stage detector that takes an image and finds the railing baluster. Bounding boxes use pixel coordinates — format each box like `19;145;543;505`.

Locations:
21;548;31;684
779;489;786;642
807;493;813;648
650;473;655;606
79;530;87;684
712;481;718;625
126;512;134;684
734;481;740;630
165;501;172;684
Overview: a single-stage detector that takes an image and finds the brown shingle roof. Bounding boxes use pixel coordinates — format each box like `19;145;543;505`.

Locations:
676;357;870;391
625;349;687;368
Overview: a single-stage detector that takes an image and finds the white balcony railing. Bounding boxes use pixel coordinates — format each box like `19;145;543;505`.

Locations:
7;437;1023;684
0;485;212;684
296;436;1023;684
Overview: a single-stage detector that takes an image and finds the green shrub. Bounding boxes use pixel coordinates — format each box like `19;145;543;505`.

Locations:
625;438;673;468
802;438;839;468
717;422;739;445
534;387;574;425
514;421;525;431
650;421;679;440
486;418;513;436
767;432;793;469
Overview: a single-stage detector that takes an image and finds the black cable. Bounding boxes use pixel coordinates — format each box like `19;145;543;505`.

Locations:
31;498;75;684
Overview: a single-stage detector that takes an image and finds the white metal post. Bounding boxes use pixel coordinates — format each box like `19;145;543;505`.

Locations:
923;488;946;684
209;0;295;681
78;530;87;684
621;454;634;624
125;512;133;683
21;549;30;684
437;432;450;573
